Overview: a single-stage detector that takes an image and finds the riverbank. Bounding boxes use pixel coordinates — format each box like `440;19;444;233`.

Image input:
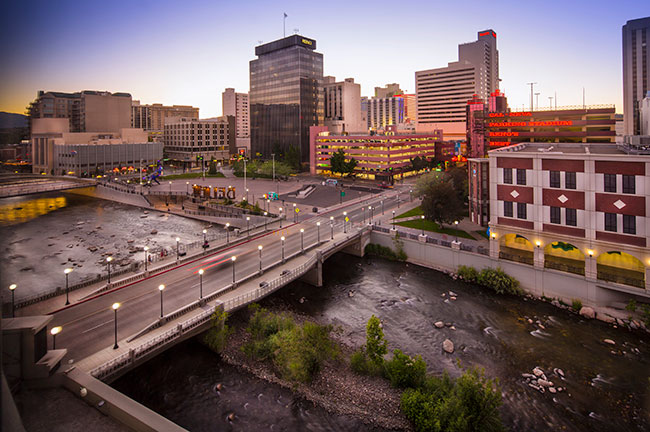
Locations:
217;306;412;431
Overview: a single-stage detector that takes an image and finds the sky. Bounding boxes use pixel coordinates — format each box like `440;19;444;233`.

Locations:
0;0;647;117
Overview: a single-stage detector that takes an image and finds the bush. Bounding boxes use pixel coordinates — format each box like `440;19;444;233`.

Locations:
571;299;583;311
401;368;504;432
476;267;522;296
364;243;406;261
365;315;387;365
457;265;479;283
384;349;427;389
203;308;232;353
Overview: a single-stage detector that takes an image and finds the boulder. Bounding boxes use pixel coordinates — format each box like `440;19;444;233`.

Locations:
442;339;454;353
434;321;444;328
603;339;615;345
549;387;557;394
533;367;544;377
538;379;553;387
449;291;457;297
554;368;565;378
579;306;595;319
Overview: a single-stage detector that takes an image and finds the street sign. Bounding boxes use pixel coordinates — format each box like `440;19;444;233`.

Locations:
345;217;349;222
295;208;300;213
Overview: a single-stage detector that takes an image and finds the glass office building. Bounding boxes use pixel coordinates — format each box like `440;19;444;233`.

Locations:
250;35;323;164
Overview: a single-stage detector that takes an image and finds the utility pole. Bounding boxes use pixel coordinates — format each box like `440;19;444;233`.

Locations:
548;96;553;109
283;13;287;37
534;93;540;111
554;91;557;110
526;82;537;112
582;87;586;109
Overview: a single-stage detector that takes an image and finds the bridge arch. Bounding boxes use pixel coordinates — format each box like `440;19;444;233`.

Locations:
544;241;585;275
596;251;645;288
499;233;533;265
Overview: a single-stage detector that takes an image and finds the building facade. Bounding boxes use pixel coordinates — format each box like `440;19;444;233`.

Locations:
622;17;650;136
249;35;323;164
31;118;160;176
641;92;650;135
375;83;402;99
368;97;405;131
487;142;650;291
416;30;499;140
222;88;250;154
131;101;199;135
322;77;366;134
28;90;132;133
309;125;442;181
468;158;490;226
163;117;233;168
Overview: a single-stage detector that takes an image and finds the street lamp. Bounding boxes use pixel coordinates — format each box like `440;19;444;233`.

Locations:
343;212;348;233
231;256;237;284
246;188;249;202
381;200;384;215
144;246;149;272
225;223;230;244
264;211;268;230
169;181;172;194
186;181;189;195
317;222;321;244
281;236;286;262
300;228;305;253
258;245;263;274
397;195;400;208
176;237;180;260
454;220;459;242
392;210;395;230
362;206;366;224
369;206;373;224
279;207;283;228
246;216;251;238
64;268;73;305
9;284;16;318
112;303;120;349
410;189;413;202
420;215;425;236
158;284;165;318
202;229;207;243
198;269;204;299
266;199;270;213
50;326;62;350
330;216;334;239
293;203;297;223
106;256;113;284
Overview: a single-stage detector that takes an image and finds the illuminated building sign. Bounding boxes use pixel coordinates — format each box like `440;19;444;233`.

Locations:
489;141;511;147
489;132;519;137
479;30;497;38
488;112;532;118
301;38;313;46
488;120;573;127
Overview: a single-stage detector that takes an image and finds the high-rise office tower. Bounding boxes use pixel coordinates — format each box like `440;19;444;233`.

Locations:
249;35;323;164
222;88;251;154
323;76;365;133
622;17;650;136
416;30;499;139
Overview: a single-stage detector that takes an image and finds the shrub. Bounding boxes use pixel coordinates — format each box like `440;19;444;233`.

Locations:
384;349;427;389
364;243;406;261
571;299;583;311
350;350;369;374
365;315;387;365
625;299;637;312
476;267;522;296
203;308;232;353
457;265;479;283
401;368;504;432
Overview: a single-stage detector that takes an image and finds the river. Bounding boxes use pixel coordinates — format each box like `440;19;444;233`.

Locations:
114;254;650;431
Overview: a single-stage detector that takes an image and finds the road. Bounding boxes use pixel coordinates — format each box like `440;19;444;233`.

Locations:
39;189;409;364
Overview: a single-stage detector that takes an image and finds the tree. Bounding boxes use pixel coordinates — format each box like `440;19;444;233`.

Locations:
416;173;465;228
208;159;217;175
365;315;387;365
444;166;468;204
330;149;358;177
285;145;301;171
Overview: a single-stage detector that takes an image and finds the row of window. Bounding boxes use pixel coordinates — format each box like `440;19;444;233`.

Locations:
605;213;636;234
503;201;527;219
504;169;636;194
503;168;526;185
549;171;576;189
604;173;635;194
550;206;577;226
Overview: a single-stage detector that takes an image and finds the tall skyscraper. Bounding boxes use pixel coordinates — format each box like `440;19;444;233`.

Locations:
323;76;365;133
249;35;323;163
416;30;499;139
222;88;250;153
622;17;650;136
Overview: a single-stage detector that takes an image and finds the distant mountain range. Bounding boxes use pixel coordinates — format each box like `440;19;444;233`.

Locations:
0;112;28;129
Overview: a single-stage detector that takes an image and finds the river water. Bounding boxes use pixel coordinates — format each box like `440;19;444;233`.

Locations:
114;254;650;431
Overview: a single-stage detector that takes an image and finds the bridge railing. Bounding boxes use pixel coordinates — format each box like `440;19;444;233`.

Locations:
370;225;490;257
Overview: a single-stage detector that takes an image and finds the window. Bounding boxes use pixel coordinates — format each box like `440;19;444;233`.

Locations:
623;215;636;235
550;206;561;224
550;171;560;188
565;172;576;189
516;169;527;185
517;202;527;219
604;213;617;232
503;168;512;184
604;174;616;192
504;201;513;217
622;175;635;194
565;208;577;226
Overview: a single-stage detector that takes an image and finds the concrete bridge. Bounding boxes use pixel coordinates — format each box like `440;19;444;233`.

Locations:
0;174;96;198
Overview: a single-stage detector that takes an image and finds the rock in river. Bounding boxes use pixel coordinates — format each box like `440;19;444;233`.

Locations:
434;321;444;328
442;339;454;353
579;306;595;319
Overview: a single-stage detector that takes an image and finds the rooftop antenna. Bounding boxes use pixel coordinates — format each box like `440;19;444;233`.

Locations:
582;87;585;109
258;40;263;45
283;13;288;37
293;28;299;35
548;96;553;109
526;82;537;112
534;92;540;111
554;91;557;110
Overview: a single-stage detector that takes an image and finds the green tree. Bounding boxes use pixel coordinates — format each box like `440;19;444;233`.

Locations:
285;145;301;171
365;315;387;365
208;159;218;175
416;173;465;228
330;149;358;177
444;166;468;204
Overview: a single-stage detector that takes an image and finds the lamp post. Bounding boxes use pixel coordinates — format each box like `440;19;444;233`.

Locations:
112;303;120;349
169;181;172;194
420;215;425;236
397;195;401;208
176;237;180;260
317;222;321;244
300;228;305;253
266;199;270;213
343;212;347;233
144;246;149;272
330;216;334;239
50;326;62;350
369;206;373;224
281;236;286;262
243;158;247;198
279;207;283;228
264;211;268;230
225;223;230;244
392;211;395;230
106;256;113;284
231;256;237;284
64;268;73;305
158;284;165;318
9;284;16;318
362;206;366;224
186;181;189;195
198;269;204;299
453;220;459;242
258;245;263;274
202;229;207;243
246;188;249;202
410;189;413;202
293;203;297;223
381;200;384;215
246;216;250;238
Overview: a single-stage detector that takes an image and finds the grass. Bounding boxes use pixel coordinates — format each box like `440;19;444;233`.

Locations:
396;219;475;240
393;206;424;219
163;172;225;180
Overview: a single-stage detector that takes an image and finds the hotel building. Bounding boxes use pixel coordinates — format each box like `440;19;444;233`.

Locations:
163;117;235;167
622;17;650;136
322;77;366;134
309;125;442;182
222;88;250;154
131;101;199;137
487;142;650;291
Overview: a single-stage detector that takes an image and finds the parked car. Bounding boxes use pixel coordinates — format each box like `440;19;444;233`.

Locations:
325;179;338;186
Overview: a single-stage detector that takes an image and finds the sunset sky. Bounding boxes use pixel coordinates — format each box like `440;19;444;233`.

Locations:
0;0;647;117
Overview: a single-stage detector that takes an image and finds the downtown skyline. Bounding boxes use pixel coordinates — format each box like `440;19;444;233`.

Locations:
0;0;647;117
